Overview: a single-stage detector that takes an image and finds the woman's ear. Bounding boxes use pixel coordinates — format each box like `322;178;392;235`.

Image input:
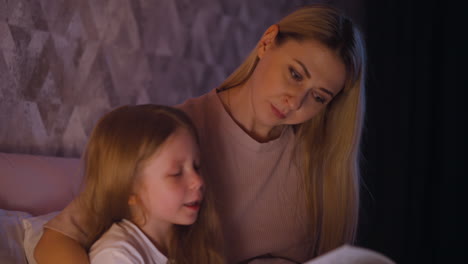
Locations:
257;24;280;59
128;194;138;205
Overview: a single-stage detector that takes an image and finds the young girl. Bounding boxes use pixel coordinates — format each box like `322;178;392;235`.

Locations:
76;104;223;263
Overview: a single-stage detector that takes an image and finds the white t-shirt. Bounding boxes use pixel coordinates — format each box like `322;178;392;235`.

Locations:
89;219;168;264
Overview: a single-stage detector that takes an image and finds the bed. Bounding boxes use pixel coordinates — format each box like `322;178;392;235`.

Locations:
0;152;82;264
0;152;397;264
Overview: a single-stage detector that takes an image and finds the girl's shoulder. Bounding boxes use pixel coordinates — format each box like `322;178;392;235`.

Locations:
89;246;139;264
89;220;167;264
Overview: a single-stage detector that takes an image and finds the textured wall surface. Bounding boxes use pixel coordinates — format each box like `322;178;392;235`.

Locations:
0;0;362;157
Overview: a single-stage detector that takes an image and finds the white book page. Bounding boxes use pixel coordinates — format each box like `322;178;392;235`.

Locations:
304;245;396;264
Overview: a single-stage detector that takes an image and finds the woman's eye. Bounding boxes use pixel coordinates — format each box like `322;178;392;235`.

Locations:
311;92;326;104
289;67;303;81
193;163;201;172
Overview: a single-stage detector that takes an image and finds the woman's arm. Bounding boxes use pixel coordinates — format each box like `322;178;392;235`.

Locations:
34;228;89;264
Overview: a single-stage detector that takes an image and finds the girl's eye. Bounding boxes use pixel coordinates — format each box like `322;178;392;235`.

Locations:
289;67;303;81
170;169;183;177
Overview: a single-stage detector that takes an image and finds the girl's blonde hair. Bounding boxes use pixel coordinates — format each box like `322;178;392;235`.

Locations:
79;104;224;263
218;4;366;257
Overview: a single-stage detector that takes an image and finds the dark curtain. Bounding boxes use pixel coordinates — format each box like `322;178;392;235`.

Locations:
357;1;467;263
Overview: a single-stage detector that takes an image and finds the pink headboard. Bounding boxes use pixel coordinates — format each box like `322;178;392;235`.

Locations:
0;152;83;216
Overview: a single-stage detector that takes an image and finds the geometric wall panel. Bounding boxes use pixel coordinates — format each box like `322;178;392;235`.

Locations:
0;0;362;157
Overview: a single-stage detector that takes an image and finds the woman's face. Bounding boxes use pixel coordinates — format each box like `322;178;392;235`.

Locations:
247;27;346;131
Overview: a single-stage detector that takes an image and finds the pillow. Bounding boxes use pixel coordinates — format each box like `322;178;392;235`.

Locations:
22;211;60;264
0;152;82;215
0;209;31;264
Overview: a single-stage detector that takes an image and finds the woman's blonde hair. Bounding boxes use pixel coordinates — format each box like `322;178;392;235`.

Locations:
79;104;224;263
218;4;366;257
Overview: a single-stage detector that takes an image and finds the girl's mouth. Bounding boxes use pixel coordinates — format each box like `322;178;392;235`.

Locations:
184;200;201;210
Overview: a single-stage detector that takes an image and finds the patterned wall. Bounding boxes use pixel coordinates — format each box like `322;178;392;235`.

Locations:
0;0;362;157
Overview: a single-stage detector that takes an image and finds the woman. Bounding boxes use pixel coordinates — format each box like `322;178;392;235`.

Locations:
35;4;366;264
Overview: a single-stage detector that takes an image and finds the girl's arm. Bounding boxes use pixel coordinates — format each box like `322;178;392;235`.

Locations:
34;228;89;264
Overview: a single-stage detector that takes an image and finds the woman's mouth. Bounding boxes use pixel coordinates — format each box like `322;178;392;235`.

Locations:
271;104;286;119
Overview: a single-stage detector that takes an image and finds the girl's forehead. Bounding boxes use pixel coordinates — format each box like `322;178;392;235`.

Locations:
147;128;199;161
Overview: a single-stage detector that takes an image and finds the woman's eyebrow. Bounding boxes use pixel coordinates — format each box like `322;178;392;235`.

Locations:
293;58;335;97
319;87;335;97
293;59;311;79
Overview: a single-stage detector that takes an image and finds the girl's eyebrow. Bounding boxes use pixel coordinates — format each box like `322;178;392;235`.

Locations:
293;58;335;97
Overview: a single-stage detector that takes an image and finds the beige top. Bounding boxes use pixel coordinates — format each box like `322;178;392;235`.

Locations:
45;89;311;263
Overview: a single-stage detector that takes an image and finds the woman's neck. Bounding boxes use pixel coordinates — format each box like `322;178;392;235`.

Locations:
218;85;284;142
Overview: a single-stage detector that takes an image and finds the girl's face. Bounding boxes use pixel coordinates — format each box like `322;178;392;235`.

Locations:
247;27;346;132
131;127;203;235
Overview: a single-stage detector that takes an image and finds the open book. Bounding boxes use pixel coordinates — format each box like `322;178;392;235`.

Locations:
304;245;396;264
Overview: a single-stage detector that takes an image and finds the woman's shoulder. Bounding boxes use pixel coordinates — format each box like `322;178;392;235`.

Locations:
175;89;221;133
175;89;217;116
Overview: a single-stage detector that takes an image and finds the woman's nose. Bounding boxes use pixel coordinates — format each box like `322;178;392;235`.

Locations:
285;89;308;110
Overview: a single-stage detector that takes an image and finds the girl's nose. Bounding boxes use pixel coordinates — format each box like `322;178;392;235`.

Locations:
189;169;204;190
